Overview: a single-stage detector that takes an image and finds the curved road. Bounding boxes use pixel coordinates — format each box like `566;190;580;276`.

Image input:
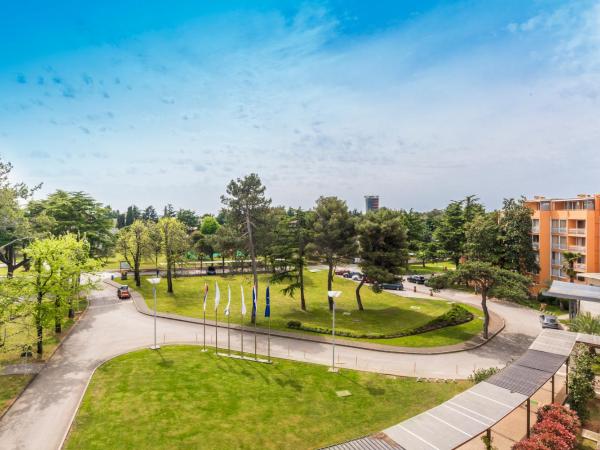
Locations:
0;278;543;450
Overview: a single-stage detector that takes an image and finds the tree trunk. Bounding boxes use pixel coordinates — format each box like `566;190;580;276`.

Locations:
327;261;334;312
55;296;62;334
36;290;43;355
246;213;258;323
166;259;173;293
422;259;425;268
481;288;490;340
355;278;365;311
299;258;306;311
134;259;141;287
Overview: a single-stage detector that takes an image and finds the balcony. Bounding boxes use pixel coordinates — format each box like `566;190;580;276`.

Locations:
532;242;539;250
568;228;586;235
552;243;567;250
574;263;587;271
551;227;567;234
532;227;540;234
551;269;565;278
568;245;586;253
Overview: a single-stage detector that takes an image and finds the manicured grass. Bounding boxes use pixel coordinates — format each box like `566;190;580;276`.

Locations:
65;346;470;450
402;261;454;275
0;374;33;416
121;270;483;347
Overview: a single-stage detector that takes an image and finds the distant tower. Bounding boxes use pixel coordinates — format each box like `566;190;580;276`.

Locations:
365;195;379;212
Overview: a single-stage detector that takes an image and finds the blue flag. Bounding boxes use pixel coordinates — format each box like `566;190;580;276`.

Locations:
252;285;257;317
265;285;271;318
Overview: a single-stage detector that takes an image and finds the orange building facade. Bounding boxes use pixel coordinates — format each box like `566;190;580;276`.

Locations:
526;195;600;289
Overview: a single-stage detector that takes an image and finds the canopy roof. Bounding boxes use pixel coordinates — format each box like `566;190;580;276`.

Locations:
544;280;600;302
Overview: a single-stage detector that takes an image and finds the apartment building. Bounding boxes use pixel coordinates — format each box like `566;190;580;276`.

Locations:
526;194;600;288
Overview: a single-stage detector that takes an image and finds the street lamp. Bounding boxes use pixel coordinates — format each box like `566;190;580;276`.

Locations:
328;290;342;373
148;277;161;350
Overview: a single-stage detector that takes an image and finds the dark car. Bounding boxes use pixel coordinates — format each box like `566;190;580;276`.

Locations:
206;266;217;275
343;271;363;281
335;268;350;276
117;285;131;299
380;282;404;291
540;314;560;329
407;275;426;284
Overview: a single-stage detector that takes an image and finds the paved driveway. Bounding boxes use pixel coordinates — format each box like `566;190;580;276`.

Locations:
0;280;543;450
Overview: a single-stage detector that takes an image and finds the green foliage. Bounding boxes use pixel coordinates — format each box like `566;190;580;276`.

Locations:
469;367;500;383
498;198;538;273
199;215;220;235
567;344;596;420
27;190;115;258
434;201;467;267
141;205;159;222
464;212;502;264
157;217;189;293
176;209;199;231
569;313;600;335
116;220;152;286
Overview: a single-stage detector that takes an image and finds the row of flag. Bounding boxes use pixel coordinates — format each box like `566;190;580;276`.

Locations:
202;282;271;318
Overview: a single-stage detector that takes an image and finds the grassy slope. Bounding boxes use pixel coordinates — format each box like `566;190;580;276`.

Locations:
65;346;470;450
119;270;483;347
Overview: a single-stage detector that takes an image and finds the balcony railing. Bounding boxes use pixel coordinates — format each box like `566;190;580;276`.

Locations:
574;263;587;271
568;245;586;253
551;269;565;277
552;243;567;250
551;227;567;234
568;228;586;235
532;243;539;250
532;227;540;234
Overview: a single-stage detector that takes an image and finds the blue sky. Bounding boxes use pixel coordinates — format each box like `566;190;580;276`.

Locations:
1;1;599;213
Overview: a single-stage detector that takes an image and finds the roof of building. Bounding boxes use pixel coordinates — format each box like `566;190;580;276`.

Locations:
544;280;600;303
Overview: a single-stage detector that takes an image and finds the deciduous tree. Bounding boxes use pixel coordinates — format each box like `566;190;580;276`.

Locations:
158;218;188;293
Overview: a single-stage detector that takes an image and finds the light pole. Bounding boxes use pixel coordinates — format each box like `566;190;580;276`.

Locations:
148;277;161;350
328;290;341;373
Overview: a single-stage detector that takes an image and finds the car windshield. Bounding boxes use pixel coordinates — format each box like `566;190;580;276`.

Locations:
546;317;556;323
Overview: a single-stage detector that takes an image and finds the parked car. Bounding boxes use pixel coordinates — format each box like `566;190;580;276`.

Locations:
380;282;404;291
335;268;350;276
343;271;363;280
117;285;131;300
206;266;217;275
540;314;560;329
407;275;426;284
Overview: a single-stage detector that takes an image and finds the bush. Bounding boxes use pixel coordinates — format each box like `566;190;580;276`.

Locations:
568;313;600;335
512;404;581;450
287;320;301;329
567;344;596;420
469;367;500;384
285;304;474;339
536;404;581;435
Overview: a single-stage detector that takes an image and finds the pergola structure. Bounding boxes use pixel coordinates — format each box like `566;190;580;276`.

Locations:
324;329;599;450
544;280;600;303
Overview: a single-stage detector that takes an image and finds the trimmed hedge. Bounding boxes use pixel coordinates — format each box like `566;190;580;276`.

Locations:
285;304;474;339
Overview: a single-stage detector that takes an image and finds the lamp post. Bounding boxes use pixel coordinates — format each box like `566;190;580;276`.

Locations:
328;290;342;373
148;277;161;350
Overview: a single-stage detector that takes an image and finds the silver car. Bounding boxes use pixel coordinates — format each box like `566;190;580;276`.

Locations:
539;314;560;329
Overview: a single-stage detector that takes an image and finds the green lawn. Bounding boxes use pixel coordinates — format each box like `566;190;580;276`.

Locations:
120;270;483;347
0;374;32;416
65;346;470;450
402;261;455;275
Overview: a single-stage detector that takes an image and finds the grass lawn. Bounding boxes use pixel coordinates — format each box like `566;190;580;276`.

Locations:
0;374;33;416
65;346;470;450
402;261;454;275
120;270;483;348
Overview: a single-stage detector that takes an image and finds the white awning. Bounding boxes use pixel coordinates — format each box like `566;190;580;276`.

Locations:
544;280;600;303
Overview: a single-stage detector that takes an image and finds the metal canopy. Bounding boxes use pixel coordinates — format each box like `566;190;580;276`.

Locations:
322;329;593;450
544;280;600;303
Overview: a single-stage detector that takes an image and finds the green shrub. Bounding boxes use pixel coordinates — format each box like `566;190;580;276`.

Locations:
287;320;301;329
469;367;499;384
567;344;596;420
285;304;474;340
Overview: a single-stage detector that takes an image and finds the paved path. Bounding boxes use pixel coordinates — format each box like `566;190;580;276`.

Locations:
0;279;543;450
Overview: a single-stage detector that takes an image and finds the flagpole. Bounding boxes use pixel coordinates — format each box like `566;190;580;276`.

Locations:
227;311;231;355
215;307;218;354
240;309;244;359
268;315;271;363
203;308;206;352
254;314;257;361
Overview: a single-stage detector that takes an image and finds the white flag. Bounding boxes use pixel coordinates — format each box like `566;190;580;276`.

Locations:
240;285;246;316
224;285;231;316
214;282;220;311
